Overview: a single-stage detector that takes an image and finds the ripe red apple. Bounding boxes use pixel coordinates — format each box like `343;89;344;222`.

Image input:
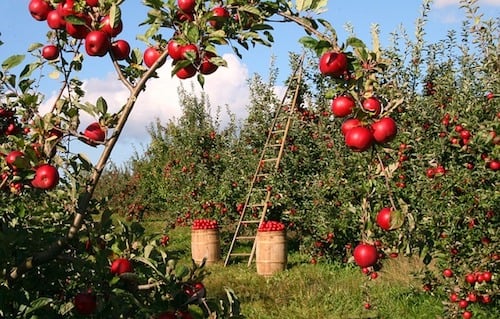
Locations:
167;39;184;61
29;0;52;21
462;311;472;319
32;164;59;190
199;51;218;75
42;45;59;60
46;9;66;30
157;312;177;319
5;150;28;170
442;268;454;278
376;207;393;230
353;243;378;268
111;40;131;61
100;15;123;37
86;0;99;7
56;0;75;17
176;64;197;79
83;122;106;142
74;292;97;315
319;51;348;77
84;31;111;57
362;97;382;116
110;258;133;275
488;159;499;171
331;96;355;118
344;126;373;152
341;118;362;135
180;44;199;61
371;117;397;143
65;14;92;39
143;46;162;67
209;7;230;29
177;0;196;13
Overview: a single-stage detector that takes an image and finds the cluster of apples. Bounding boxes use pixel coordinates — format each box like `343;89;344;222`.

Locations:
1;149;59;193
258;220;285;232
29;0;131;60
141;0;227;79
191;218;218;230
319;51;398;152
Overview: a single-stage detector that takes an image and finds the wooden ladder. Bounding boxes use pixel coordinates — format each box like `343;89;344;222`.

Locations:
224;56;305;267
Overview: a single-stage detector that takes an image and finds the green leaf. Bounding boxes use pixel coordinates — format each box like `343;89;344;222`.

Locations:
27;42;43;52
298;36;318;49
78;153;93;171
2;54;25;70
109;4;122;29
49;70;60;79
25;298;53;315
346;37;366;50
96;96;108;115
296;0;313;11
20;61;42;78
65;15;86;25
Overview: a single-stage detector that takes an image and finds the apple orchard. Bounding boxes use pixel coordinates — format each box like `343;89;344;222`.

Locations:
0;0;499;318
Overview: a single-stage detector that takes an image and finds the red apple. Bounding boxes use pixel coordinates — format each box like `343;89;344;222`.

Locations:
176;64;197;79
341;118;362;135
56;0;76;17
319;51;348;77
100;15;123;37
331;95;355;118
488;160;499;171
111;40;131;61
85;31;111;57
376;207;393;230
74;292;97;315
157;312;177;319
46;9;66;30
167;39;184;61
110;258;133;275
29;0;52;21
65;14;92;39
344;126;373;152
353;243;378;268
199;51;218;75
209;7;230;29
362;97;382;116
86;0;99;7
5;150;28;170
32;164;59;190
143;46;162;67
42;45;59;60
83;122;106;142
371;117;397;143
177;0;196;13
180;44;199;61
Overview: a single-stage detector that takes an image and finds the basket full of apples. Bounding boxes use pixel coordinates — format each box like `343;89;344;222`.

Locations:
191;219;220;266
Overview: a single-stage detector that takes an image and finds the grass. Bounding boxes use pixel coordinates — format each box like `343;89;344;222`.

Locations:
140;220;444;319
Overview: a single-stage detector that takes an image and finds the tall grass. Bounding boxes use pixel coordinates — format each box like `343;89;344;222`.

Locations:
145;223;444;319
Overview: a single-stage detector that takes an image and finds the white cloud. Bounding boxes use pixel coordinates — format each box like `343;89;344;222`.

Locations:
434;0;500;8
43;53;252;164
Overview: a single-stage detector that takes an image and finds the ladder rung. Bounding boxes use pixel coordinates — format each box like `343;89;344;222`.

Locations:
256;173;269;178
268;144;282;148
272;129;285;134
242;220;260;224
230;253;252;257
261;158;278;162
236;236;256;240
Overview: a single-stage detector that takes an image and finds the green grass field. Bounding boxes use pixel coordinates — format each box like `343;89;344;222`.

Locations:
141;221;444;319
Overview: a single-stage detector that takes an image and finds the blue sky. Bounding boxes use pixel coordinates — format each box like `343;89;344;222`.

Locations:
1;0;499;165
